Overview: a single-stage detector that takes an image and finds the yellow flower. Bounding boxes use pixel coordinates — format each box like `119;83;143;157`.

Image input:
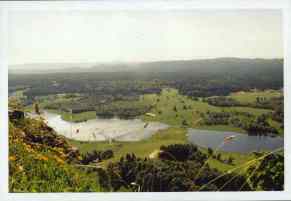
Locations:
24;144;35;153
54;156;64;165
35;154;49;161
9;156;16;161
17;165;23;172
27;148;35;153
59;152;66;159
40;156;49;161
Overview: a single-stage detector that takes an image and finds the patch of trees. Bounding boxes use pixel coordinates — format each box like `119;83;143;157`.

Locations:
209;150;234;165
10;73;163;101
81;149;113;165
250;96;283;110
246;153;283;191
159;144;207;162
97;144;251;192
202;111;231;125
45;103;95;114
244;114;278;136
201;111;280;136
206;97;242;107
271;97;284;127
41;94;98;113
96;104;152;119
206;96;284;115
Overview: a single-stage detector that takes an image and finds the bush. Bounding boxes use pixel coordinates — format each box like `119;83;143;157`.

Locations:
99;150;250;192
246;153;284;191
81;149;114;165
159;144;206;163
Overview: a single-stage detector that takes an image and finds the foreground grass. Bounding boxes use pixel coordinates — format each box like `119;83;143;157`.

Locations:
200;147;255;172
9;119;102;192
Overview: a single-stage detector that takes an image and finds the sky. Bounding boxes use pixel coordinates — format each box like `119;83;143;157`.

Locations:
8;10;283;66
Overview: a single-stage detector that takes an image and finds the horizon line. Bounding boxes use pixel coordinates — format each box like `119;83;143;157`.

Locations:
9;57;284;67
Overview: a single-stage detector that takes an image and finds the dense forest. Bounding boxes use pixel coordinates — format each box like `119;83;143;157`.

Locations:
9;58;283;100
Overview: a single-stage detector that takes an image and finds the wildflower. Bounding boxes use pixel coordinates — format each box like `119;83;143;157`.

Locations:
54;156;64;165
17;165;23;172
9;156;16;161
26;148;35;153
40;156;49;161
59;152;66;159
35;155;49;161
24;144;35;153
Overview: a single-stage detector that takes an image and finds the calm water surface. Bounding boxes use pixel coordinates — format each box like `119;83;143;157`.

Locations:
41;111;169;142
36;111;283;153
187;129;283;153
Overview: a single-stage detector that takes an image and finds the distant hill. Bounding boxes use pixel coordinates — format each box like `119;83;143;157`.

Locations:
9;63;93;74
9;58;283;74
138;58;283;73
9;57;284;98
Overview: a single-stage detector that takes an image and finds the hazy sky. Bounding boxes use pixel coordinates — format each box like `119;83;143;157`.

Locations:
8;10;283;66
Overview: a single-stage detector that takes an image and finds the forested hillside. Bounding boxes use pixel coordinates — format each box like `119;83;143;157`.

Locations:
9;58;283;99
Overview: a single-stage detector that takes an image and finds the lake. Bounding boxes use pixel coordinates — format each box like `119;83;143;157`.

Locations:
187;129;284;153
37;111;283;153
40;111;169;142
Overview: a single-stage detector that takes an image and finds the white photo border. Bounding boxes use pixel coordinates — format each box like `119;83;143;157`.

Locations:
0;0;290;200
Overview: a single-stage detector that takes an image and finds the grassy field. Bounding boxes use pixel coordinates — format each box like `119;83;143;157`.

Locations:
222;106;271;116
69;127;186;164
24;94;82;112
69;126;254;172
228;90;282;104
140;88;273;131
141;89;219;126
61;111;96;122
268;119;284;135
32;88;280;134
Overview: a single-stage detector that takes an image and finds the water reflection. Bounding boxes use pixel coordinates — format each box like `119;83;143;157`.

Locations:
41;111;169;142
187;129;283;153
